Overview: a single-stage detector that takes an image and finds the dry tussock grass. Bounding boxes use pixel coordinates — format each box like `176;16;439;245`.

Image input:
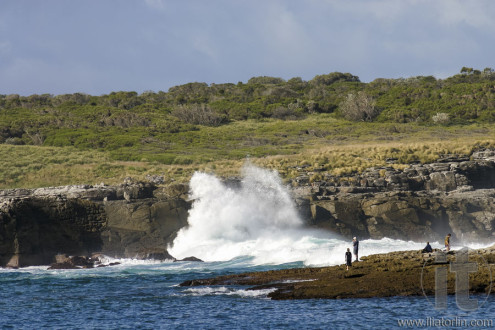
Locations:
1;132;494;188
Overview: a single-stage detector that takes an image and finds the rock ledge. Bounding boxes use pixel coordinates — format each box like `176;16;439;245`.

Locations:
181;246;495;300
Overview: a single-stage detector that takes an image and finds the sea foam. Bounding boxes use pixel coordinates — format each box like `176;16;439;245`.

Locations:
168;164;487;266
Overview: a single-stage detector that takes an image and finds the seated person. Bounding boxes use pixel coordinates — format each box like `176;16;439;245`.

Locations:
422;242;433;253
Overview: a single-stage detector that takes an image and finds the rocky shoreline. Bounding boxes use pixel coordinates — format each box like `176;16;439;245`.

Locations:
180;246;495;300
0;179;191;268
1;150;495;268
295;149;495;244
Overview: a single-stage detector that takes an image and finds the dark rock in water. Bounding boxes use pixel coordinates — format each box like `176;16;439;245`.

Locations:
174;256;204;262
96;262;121;268
54;254;71;264
48;254;121;269
142;251;175;261
48;255;95;269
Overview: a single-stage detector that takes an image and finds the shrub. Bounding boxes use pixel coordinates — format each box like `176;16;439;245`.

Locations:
271;106;295;120
339;91;378;121
432;112;450;124
247;76;285;85
24;129;45;145
171;104;223;126
310;72;360;86
271;101;305;120
4;137;23;145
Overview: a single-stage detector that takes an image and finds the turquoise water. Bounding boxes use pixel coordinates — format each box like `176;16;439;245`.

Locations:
1;259;494;329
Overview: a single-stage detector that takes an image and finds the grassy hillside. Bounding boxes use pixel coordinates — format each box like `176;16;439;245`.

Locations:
1;68;495;188
1;115;494;188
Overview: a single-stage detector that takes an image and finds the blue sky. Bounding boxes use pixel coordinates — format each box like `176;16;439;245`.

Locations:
1;0;494;96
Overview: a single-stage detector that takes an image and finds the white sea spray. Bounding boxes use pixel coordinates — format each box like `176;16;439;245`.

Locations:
168;164;439;266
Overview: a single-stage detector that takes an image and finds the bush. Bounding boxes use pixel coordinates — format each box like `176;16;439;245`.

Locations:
432;112;450;124
310;72;360;86
4;137;24;145
339;92;378;121
247;76;285;85
24;129;45;145
271;101;305;120
171;104;224;126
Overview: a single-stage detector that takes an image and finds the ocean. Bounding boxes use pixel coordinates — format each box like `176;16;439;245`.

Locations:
1;165;494;329
1;258;495;329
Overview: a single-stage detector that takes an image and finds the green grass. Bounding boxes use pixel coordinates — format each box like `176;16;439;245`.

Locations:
4;70;495;188
1;115;494;189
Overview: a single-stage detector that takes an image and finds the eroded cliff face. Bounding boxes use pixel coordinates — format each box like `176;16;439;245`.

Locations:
294;150;495;244
2;151;495;267
0;180;190;267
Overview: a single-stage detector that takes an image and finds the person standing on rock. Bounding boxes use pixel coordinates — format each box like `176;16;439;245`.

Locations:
345;248;352;271
445;233;451;252
352;237;359;261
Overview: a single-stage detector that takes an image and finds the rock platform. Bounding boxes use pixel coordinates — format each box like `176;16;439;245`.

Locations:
181;246;495;300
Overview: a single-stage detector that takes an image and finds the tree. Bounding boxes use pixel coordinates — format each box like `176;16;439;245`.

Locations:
482;68;495;78
460;67;473;74
247;76;285;85
309;72;360;86
339;91;377;121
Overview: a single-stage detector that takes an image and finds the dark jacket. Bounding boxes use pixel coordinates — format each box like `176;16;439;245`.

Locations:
353;240;359;254
422;243;433;253
345;251;352;265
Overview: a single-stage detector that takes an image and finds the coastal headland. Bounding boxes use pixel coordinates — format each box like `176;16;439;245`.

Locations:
1;151;495;268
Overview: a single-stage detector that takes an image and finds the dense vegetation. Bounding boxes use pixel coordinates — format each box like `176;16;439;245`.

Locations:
1;67;495;188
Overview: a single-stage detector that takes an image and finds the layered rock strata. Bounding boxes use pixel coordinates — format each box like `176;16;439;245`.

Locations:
2;150;495;268
294;150;495;244
0;180;190;267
